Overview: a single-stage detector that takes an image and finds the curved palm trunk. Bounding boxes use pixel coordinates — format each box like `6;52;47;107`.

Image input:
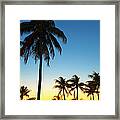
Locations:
37;55;42;100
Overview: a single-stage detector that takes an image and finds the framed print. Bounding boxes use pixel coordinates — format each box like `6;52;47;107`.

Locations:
0;0;120;119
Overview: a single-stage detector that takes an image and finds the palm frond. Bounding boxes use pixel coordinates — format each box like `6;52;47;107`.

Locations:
20;41;24;46
42;43;50;66
69;87;76;93
66;83;74;88
79;86;84;91
20;31;39;63
87;93;91;97
48;20;55;28
55;79;62;85
49;33;62;55
49;27;67;44
46;34;55;59
20;22;34;35
72;75;80;79
58;77;65;81
54;85;62;89
66;79;75;83
64;88;68;94
58;89;62;95
88;75;93;78
78;82;85;86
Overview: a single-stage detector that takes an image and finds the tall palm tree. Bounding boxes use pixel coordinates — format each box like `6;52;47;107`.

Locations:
20;86;30;100
67;75;84;100
54;77;68;100
88;71;100;100
20;20;67;100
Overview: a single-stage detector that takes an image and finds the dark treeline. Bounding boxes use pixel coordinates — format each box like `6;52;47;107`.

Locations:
52;71;100;100
20;71;100;100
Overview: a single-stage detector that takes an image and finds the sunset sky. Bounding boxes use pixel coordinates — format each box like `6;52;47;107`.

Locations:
20;20;100;100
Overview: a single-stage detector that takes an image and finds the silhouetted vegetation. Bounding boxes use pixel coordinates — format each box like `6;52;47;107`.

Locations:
88;71;100;100
54;77;69;100
52;95;62;100
83;80;96;100
20;86;36;100
52;71;100;100
20;86;31;100
66;75;85;100
20;20;67;100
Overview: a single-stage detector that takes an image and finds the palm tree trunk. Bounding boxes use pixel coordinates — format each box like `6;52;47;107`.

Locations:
92;93;94;100
63;89;65;100
90;95;92;100
97;93;99;100
74;90;75;99
20;94;23;100
97;89;99;100
76;85;78;100
37;55;42;100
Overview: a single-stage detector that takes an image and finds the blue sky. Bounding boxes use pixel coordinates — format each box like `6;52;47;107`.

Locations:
20;20;100;89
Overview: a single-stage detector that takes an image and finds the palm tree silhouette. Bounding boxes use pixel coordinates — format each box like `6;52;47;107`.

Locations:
88;71;100;100
20;20;67;100
83;81;96;100
20;86;30;100
54;77;68;100
67;75;84;100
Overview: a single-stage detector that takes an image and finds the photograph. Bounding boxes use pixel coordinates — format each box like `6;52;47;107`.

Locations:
3;2;117;117
20;20;100;100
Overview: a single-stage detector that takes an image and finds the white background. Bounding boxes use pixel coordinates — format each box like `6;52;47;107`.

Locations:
5;5;115;115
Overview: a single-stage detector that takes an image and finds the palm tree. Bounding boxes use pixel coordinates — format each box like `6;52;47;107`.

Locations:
54;77;68;100
20;20;67;100
88;71;100;100
67;75;84;100
20;86;30;100
83;81;96;100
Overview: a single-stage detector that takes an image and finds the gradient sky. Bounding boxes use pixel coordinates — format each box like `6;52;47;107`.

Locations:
20;20;100;100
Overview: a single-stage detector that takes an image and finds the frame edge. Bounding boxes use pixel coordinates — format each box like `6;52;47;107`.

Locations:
1;0;120;119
